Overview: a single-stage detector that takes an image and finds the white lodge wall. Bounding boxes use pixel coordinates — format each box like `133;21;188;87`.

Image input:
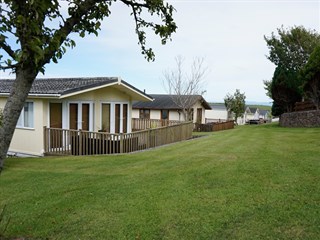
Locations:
64;87;132;133
150;110;160;120
169;110;182;121
7;98;46;156
132;109;139;118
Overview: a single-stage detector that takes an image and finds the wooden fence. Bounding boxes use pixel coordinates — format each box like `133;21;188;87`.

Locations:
194;120;234;132
43;121;193;156
294;101;316;112
132;118;182;131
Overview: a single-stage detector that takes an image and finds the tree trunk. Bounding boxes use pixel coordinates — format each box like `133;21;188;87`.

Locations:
0;69;37;172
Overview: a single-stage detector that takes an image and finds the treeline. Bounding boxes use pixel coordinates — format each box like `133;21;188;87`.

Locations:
264;26;320;116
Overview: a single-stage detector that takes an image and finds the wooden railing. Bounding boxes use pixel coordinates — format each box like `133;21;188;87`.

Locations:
43;121;193;156
194;120;234;132
132;118;182;131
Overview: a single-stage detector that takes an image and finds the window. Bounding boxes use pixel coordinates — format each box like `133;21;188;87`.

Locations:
17;102;34;128
161;110;169;120
101;103;111;132
139;109;150;119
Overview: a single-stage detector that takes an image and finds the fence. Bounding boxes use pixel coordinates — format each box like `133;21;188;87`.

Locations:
132;118;182;131
194;120;234;132
43;121;193;156
205;118;227;124
294;101;316;112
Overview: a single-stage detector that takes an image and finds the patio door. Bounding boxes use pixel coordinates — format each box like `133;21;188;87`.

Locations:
101;103;111;132
122;104;128;133
69;103;91;130
101;103;129;133
82;104;90;131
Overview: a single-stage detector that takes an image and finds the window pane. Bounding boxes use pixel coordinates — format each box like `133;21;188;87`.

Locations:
102;104;110;132
24;102;34;128
17;112;23;127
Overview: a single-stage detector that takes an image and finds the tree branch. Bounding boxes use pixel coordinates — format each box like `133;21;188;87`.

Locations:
0;38;16;59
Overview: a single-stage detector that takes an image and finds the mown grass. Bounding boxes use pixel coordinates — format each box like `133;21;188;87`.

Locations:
0;123;319;239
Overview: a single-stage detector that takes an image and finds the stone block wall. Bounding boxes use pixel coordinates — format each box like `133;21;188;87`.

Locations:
280;110;320;127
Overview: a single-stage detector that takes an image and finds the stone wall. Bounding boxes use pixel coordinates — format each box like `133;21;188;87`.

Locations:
280;110;320;127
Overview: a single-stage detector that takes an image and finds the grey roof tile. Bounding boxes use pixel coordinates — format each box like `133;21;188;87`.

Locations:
133;94;211;110
0;77;151;99
0;77;118;95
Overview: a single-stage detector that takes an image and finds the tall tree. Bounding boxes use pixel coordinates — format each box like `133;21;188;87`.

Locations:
300;45;320;110
224;89;246;124
264;26;320;71
270;66;302;114
163;55;208;121
0;0;177;171
264;26;320;113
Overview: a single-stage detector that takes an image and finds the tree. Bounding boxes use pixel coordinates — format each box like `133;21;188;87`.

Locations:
300;45;320;110
263;79;272;99
0;0;177;171
264;26;320;113
264;26;320;72
270;66;302;114
163;55;208;121
224;89;246;124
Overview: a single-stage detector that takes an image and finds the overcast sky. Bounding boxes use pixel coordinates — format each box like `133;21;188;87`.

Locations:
1;0;319;103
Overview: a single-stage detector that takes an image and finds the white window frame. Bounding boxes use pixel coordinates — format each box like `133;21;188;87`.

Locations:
17;101;34;129
100;102;130;134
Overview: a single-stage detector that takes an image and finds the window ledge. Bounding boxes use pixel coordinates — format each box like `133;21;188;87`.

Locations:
16;126;35;131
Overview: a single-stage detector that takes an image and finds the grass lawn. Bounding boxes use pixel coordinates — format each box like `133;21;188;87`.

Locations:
0;123;319;239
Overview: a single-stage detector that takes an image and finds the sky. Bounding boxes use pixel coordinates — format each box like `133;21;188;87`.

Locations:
1;0;319;103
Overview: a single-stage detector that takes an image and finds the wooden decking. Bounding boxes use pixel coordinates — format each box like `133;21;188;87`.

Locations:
44;121;193;156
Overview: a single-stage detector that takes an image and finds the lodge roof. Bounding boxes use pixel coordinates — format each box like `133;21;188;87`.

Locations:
133;94;211;110
0;77;152;100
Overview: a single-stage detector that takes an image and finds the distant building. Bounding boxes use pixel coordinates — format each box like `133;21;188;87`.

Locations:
205;103;228;123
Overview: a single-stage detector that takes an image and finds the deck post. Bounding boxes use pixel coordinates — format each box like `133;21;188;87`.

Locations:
79;130;83;155
43;126;47;155
119;134;124;154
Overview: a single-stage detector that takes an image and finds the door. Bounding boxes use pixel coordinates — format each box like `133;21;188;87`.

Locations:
197;108;202;124
122;104;128;133
50;103;63;148
101;103;111;132
115;104;120;133
69;103;90;130
82;104;90;131
50;103;62;128
161;109;169;126
69;103;78;130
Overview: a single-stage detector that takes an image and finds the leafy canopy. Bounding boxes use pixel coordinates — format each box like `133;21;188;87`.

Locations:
264;26;320;113
264;26;320;72
0;0;177;74
299;45;320;109
224;89;246;122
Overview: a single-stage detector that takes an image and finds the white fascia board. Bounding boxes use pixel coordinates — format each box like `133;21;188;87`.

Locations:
0;93;60;99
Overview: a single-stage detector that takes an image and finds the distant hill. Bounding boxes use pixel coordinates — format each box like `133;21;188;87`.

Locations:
209;102;271;111
247;105;271;111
